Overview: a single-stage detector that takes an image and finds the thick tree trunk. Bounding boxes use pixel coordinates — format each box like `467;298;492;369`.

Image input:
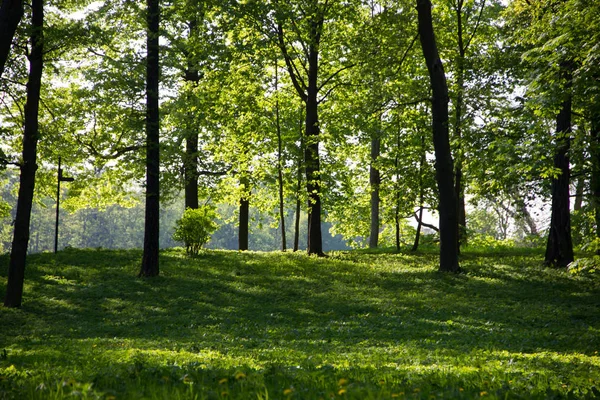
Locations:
4;0;43;308
239;175;249;251
416;0;460;273
304;29;324;256
369;134;381;249
0;0;23;78
544;64;574;268
591;112;600;248
139;0;160;277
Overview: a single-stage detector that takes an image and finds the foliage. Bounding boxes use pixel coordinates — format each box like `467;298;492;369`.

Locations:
1;249;600;398
568;238;600;275
172;206;218;256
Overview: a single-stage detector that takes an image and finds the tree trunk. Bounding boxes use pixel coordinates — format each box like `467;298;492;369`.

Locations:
416;0;460;273
454;0;468;250
304;25;324;256
4;0;43;307
293;108;303;252
591;112;600;249
275;60;286;251
183;14;200;210
139;0;160;277
412;134;426;252
544;63;574;267
239;175;249;251
369;133;381;249
0;0;23;78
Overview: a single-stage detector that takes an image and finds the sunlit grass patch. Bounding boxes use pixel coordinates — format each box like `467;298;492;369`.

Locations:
1;248;599;398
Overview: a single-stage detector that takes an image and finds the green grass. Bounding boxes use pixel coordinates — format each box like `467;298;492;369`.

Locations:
0;247;599;399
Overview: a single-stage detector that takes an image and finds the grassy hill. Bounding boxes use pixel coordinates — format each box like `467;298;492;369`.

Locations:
1;248;599;399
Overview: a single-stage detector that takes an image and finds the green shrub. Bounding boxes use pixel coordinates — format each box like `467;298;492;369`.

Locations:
568;238;600;275
172;206;218;256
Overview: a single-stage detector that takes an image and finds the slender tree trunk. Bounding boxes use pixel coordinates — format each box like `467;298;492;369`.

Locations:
574;175;584;211
4;0;43;307
416;0;460;273
412;134;426;252
293;110;303;252
275;60;286;251
239;175;249;251
369;132;381;249
591;112;600;249
0;0;23;78
183;15;200;210
454;0;468;250
544;63;574;267
139;0;160;277
304;27;324;256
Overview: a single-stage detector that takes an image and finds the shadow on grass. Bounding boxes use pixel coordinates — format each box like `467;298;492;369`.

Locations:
1;248;598;358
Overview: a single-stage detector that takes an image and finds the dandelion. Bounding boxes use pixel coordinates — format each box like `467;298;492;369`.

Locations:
235;372;246;380
338;378;349;386
459;388;464;392
219;378;228;385
480;391;488;397
338;388;347;395
283;388;294;395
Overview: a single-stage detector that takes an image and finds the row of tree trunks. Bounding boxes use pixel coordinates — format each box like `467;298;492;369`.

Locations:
139;0;160;277
416;0;460;273
4;0;44;307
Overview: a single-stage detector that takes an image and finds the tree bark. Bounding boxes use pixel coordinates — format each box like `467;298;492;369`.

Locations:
139;0;160;277
416;0;460;273
239;175;249;251
4;0;43;307
591;112;600;250
275;60;286;251
368;133;381;249
293;110;303;252
183;13;201;210
304;21;324;256
0;0;23;78
454;0;468;250
412;133;427;252
544;63;574;267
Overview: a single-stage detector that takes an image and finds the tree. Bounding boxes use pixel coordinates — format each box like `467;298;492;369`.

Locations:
544;62;574;267
416;0;460;272
4;0;44;307
139;0;160;277
0;0;23;78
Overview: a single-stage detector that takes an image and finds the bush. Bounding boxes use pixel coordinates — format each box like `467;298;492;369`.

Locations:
173;206;218;256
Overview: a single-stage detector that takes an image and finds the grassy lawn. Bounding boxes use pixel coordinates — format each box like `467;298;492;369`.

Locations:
0;248;599;399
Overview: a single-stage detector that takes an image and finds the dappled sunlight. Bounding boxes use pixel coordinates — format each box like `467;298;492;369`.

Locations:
1;249;599;398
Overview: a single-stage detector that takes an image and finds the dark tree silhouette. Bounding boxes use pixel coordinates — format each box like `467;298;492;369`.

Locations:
139;0;160;277
4;0;43;307
416;0;460;273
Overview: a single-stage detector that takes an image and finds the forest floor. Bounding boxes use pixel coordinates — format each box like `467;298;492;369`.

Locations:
0;247;599;399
